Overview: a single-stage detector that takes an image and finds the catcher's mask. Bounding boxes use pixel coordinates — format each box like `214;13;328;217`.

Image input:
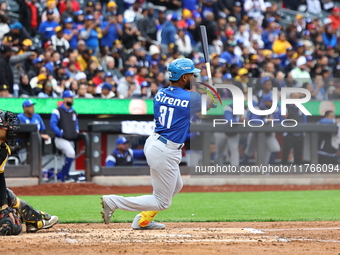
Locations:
0;111;19;145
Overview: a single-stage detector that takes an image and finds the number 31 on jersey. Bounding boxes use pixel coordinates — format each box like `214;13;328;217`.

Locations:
159;106;174;129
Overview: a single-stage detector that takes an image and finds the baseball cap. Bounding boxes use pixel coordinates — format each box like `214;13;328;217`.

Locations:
222;73;232;79
296;56;307;67
141;81;150;87
234;1;241;7
102;82;113;90
296;14;303;20
46;9;54;15
261;76;271;85
125;70;135;77
236;38;244;44
333;6;340;12
10;22;22;30
105;71;113;78
22;99;35;108
86;1;94;7
37;73;48;82
0;84;9;92
44;40;52;49
193;12;201;19
228;16;236;22
62;90;74;98
171;13;179;21
85;15;94;21
116;137;129;145
306;55;314;61
22;39;32;46
296;41;305;47
75;72;87;81
64;17;73;23
75;10;84;16
226;30;235;36
107;1;117;8
55;26;63;33
238;68;248;76
267;17;275;23
187;19;195;27
96;66;104;73
271;53;279;59
33;57;44;65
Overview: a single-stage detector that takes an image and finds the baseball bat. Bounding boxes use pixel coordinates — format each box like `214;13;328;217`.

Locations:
199;25;214;89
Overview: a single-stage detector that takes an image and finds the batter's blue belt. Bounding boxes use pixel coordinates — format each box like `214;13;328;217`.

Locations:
156;134;184;150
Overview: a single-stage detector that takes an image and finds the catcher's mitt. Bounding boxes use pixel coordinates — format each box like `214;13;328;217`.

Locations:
0;207;22;236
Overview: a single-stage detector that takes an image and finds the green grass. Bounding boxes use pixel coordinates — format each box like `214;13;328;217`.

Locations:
19;190;340;223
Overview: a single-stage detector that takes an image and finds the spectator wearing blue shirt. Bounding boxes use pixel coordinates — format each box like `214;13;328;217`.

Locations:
105;137;145;166
220;41;242;67
38;9;59;42
182;0;198;11
80;15;100;55
63;17;78;49
100;15;123;49
262;17;280;50
160;13;178;53
322;26;337;49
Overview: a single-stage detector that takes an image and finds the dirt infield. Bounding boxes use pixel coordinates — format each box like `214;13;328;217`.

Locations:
1;222;340;254
4;183;340;254
9;183;340;196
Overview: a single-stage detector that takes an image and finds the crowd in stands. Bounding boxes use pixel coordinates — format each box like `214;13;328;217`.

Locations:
0;0;339;100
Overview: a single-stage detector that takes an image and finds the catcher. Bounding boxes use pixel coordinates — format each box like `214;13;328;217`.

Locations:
0;110;58;235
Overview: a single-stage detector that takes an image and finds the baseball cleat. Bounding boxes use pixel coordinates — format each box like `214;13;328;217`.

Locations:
26;215;58;233
131;214;166;230
42;215;58;229
101;196;116;224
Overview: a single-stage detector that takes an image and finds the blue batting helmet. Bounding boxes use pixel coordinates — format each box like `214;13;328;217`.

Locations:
167;58;201;81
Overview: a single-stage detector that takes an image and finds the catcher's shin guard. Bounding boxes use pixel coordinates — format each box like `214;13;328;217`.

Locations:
138;211;159;227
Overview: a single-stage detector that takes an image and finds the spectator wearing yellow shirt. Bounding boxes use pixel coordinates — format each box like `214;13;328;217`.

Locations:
76;49;100;71
272;32;292;55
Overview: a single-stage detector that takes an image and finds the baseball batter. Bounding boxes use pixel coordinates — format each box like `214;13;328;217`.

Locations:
101;58;216;229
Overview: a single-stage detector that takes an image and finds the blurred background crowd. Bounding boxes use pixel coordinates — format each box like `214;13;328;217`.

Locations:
0;0;340;100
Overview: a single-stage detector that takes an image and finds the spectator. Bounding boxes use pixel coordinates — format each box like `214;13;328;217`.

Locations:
4;22;31;47
0;14;9;40
290;56;312;87
50;90;79;182
118;70;140;98
19;74;34;97
74;10;85;31
80;15;100;55
75;83;94;98
41;1;60;23
38;9;59;42
60;0;76;21
18;100;51;142
272;32;292;55
318;110;339;164
262;17;280;50
322;26;337;49
77;49;100;72
100;14;122;49
93;66;105;86
37;79;58;98
63;17;78;49
329;7;340;30
161;13;178;52
176;28;192;57
105;136;144;167
244;0;266;26
0;84;12;97
137;7;157;49
51;26;70;56
0;45;14;95
122;20;139;50
98;82;115;99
